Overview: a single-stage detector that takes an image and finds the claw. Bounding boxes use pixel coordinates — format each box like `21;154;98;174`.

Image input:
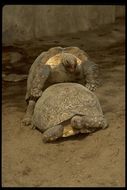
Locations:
22;116;32;126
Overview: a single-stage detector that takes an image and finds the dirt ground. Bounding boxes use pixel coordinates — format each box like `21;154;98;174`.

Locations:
2;17;125;187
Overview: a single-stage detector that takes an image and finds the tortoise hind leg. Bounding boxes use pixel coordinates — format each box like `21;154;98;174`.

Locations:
42;125;64;143
71;115;108;133
22;100;36;126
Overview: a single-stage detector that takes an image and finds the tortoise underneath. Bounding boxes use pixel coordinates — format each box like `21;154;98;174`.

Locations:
32;83;108;143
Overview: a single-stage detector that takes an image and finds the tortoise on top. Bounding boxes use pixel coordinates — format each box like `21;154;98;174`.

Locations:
32;83;108;143
22;46;99;126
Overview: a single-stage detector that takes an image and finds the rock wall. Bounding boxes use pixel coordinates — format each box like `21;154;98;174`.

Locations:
115;5;125;18
2;5;123;44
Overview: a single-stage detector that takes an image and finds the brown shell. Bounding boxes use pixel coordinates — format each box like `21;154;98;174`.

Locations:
32;83;103;131
25;47;88;101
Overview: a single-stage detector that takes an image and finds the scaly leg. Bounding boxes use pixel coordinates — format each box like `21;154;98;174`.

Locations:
71;115;108;133
22;65;51;126
83;60;100;91
42;125;64;143
22;100;36;126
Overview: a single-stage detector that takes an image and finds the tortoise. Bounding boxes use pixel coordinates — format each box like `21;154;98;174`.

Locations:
32;82;108;143
22;46;100;126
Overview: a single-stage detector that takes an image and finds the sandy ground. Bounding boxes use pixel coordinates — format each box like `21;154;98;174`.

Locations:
2;18;125;187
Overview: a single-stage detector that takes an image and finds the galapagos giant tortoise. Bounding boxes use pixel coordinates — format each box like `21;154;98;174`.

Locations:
23;46;99;126
32;83;108;143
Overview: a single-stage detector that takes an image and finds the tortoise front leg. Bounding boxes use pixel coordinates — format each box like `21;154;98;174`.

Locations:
30;64;50;99
42;125;64;143
83;60;100;91
22;65;51;126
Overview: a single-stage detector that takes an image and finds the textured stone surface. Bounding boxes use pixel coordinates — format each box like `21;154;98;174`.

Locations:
3;51;23;64
2;73;27;82
115;5;125;18
2;5;117;44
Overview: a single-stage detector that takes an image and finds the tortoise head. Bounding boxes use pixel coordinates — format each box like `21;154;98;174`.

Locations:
61;53;78;74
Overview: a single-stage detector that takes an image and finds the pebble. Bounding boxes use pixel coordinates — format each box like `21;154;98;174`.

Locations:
3;51;23;64
65;158;70;163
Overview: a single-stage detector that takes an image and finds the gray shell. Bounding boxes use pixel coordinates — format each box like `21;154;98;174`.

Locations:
32;83;103;131
25;46;88;101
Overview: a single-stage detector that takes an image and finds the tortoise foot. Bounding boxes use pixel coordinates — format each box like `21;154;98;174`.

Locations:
42;125;64;143
22;115;32;126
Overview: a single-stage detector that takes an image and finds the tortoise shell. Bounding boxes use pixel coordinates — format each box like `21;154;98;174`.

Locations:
25;46;88;101
32;83;103;132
